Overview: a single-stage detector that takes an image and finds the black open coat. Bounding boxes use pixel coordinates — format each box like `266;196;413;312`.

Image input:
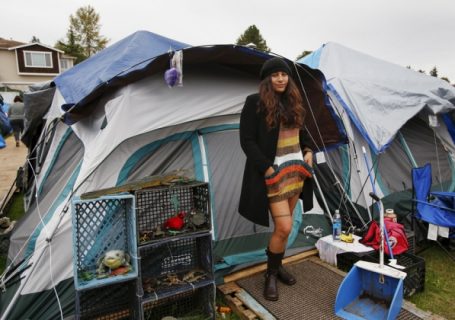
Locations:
238;93;313;227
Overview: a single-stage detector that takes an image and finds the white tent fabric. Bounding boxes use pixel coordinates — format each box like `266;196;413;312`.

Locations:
16;66;258;294
70;66;256;189
302;42;455;153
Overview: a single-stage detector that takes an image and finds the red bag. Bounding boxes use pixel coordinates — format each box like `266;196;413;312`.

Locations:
360;217;409;255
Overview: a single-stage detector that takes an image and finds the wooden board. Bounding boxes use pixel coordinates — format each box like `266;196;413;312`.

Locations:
218;282;276;320
236;289;276;320
80;170;193;199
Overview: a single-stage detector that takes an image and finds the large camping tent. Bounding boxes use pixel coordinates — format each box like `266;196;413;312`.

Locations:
4;34;455;319
0;31;342;319
300;42;455;232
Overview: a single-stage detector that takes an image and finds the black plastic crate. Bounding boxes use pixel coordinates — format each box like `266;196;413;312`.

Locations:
76;280;140;320
72;195;138;290
406;229;415;254
393;252;425;297
336;250;375;272
139;233;214;301
135;182;211;245
142;282;215;320
337;251;425;297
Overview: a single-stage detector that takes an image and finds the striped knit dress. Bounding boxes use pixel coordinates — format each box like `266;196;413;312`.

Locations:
265;126;312;202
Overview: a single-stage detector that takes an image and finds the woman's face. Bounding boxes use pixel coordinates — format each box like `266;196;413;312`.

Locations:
270;71;289;93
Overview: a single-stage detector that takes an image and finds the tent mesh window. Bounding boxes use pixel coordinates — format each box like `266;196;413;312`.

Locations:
135;182;211;245
72;194;138;290
139;233;214;301
76;279;139;320
142;282;215;320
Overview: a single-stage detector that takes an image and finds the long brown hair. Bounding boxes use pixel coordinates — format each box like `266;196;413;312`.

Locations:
258;76;306;129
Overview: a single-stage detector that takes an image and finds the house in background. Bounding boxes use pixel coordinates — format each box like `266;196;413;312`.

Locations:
0;37;75;92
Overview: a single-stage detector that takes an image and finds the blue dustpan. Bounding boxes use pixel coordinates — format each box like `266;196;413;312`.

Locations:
335;260;406;320
335;193;407;320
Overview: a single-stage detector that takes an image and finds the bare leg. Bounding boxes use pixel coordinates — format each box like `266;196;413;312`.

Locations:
264;199;291;301
288;193;300;217
270;193;300;287
264;194;301;300
268;200;293;253
268;193;300;251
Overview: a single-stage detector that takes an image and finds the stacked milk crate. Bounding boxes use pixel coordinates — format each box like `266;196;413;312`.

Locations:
72;181;215;320
72;194;140;319
135;182;215;320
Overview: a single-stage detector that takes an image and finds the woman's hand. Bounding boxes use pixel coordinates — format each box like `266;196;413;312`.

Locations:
264;166;275;177
303;151;313;167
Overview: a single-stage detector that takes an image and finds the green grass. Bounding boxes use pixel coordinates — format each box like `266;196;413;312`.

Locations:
6;191;26;221
0;192;25;273
408;244;455;320
0;255;5;273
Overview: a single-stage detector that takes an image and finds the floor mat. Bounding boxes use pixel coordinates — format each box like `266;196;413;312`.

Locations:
236;259;422;320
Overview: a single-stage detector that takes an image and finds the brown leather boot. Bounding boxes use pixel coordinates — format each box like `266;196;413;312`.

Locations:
264;272;279;301
264;249;284;301
277;265;297;285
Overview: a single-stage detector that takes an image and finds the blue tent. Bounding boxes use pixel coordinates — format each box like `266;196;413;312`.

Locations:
54;31;189;124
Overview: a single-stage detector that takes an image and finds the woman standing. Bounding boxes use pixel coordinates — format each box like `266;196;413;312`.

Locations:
8;96;25;147
239;57;313;301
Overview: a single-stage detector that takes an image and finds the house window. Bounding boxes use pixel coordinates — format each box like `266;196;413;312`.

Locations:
60;58;72;72
24;51;53;68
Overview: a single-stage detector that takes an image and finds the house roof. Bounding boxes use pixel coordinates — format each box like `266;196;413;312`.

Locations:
0;37;25;49
0;37;64;53
8;42;64;53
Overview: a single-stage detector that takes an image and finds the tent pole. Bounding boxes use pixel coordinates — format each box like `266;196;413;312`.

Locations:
398;131;418;168
326;90;373;223
312;171;334;223
355;146;373;222
0;246;44;320
362;146;378;221
327;143;368;227
332;178;367;227
197;134;216;241
1;203;68;320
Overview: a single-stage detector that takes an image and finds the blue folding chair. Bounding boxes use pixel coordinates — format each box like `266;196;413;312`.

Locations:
412;163;455;229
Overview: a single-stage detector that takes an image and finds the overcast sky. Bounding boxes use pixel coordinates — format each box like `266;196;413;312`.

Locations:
2;0;454;82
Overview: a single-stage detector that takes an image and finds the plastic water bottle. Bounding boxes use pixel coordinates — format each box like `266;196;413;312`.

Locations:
332;210;342;241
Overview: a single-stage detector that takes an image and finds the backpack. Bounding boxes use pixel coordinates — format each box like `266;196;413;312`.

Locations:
0;134;5;148
0;109;12;136
360;217;409;255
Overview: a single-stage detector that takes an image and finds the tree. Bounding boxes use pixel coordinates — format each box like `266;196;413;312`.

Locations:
30;36;40;43
236;25;270;52
440;76;450;83
55;27;85;63
296;50;312;61
56;5;108;63
429;66;438;77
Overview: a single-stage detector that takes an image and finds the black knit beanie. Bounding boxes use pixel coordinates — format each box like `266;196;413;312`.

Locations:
260;57;292;80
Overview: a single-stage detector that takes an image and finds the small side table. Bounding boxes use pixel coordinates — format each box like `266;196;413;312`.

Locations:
315;234;373;266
